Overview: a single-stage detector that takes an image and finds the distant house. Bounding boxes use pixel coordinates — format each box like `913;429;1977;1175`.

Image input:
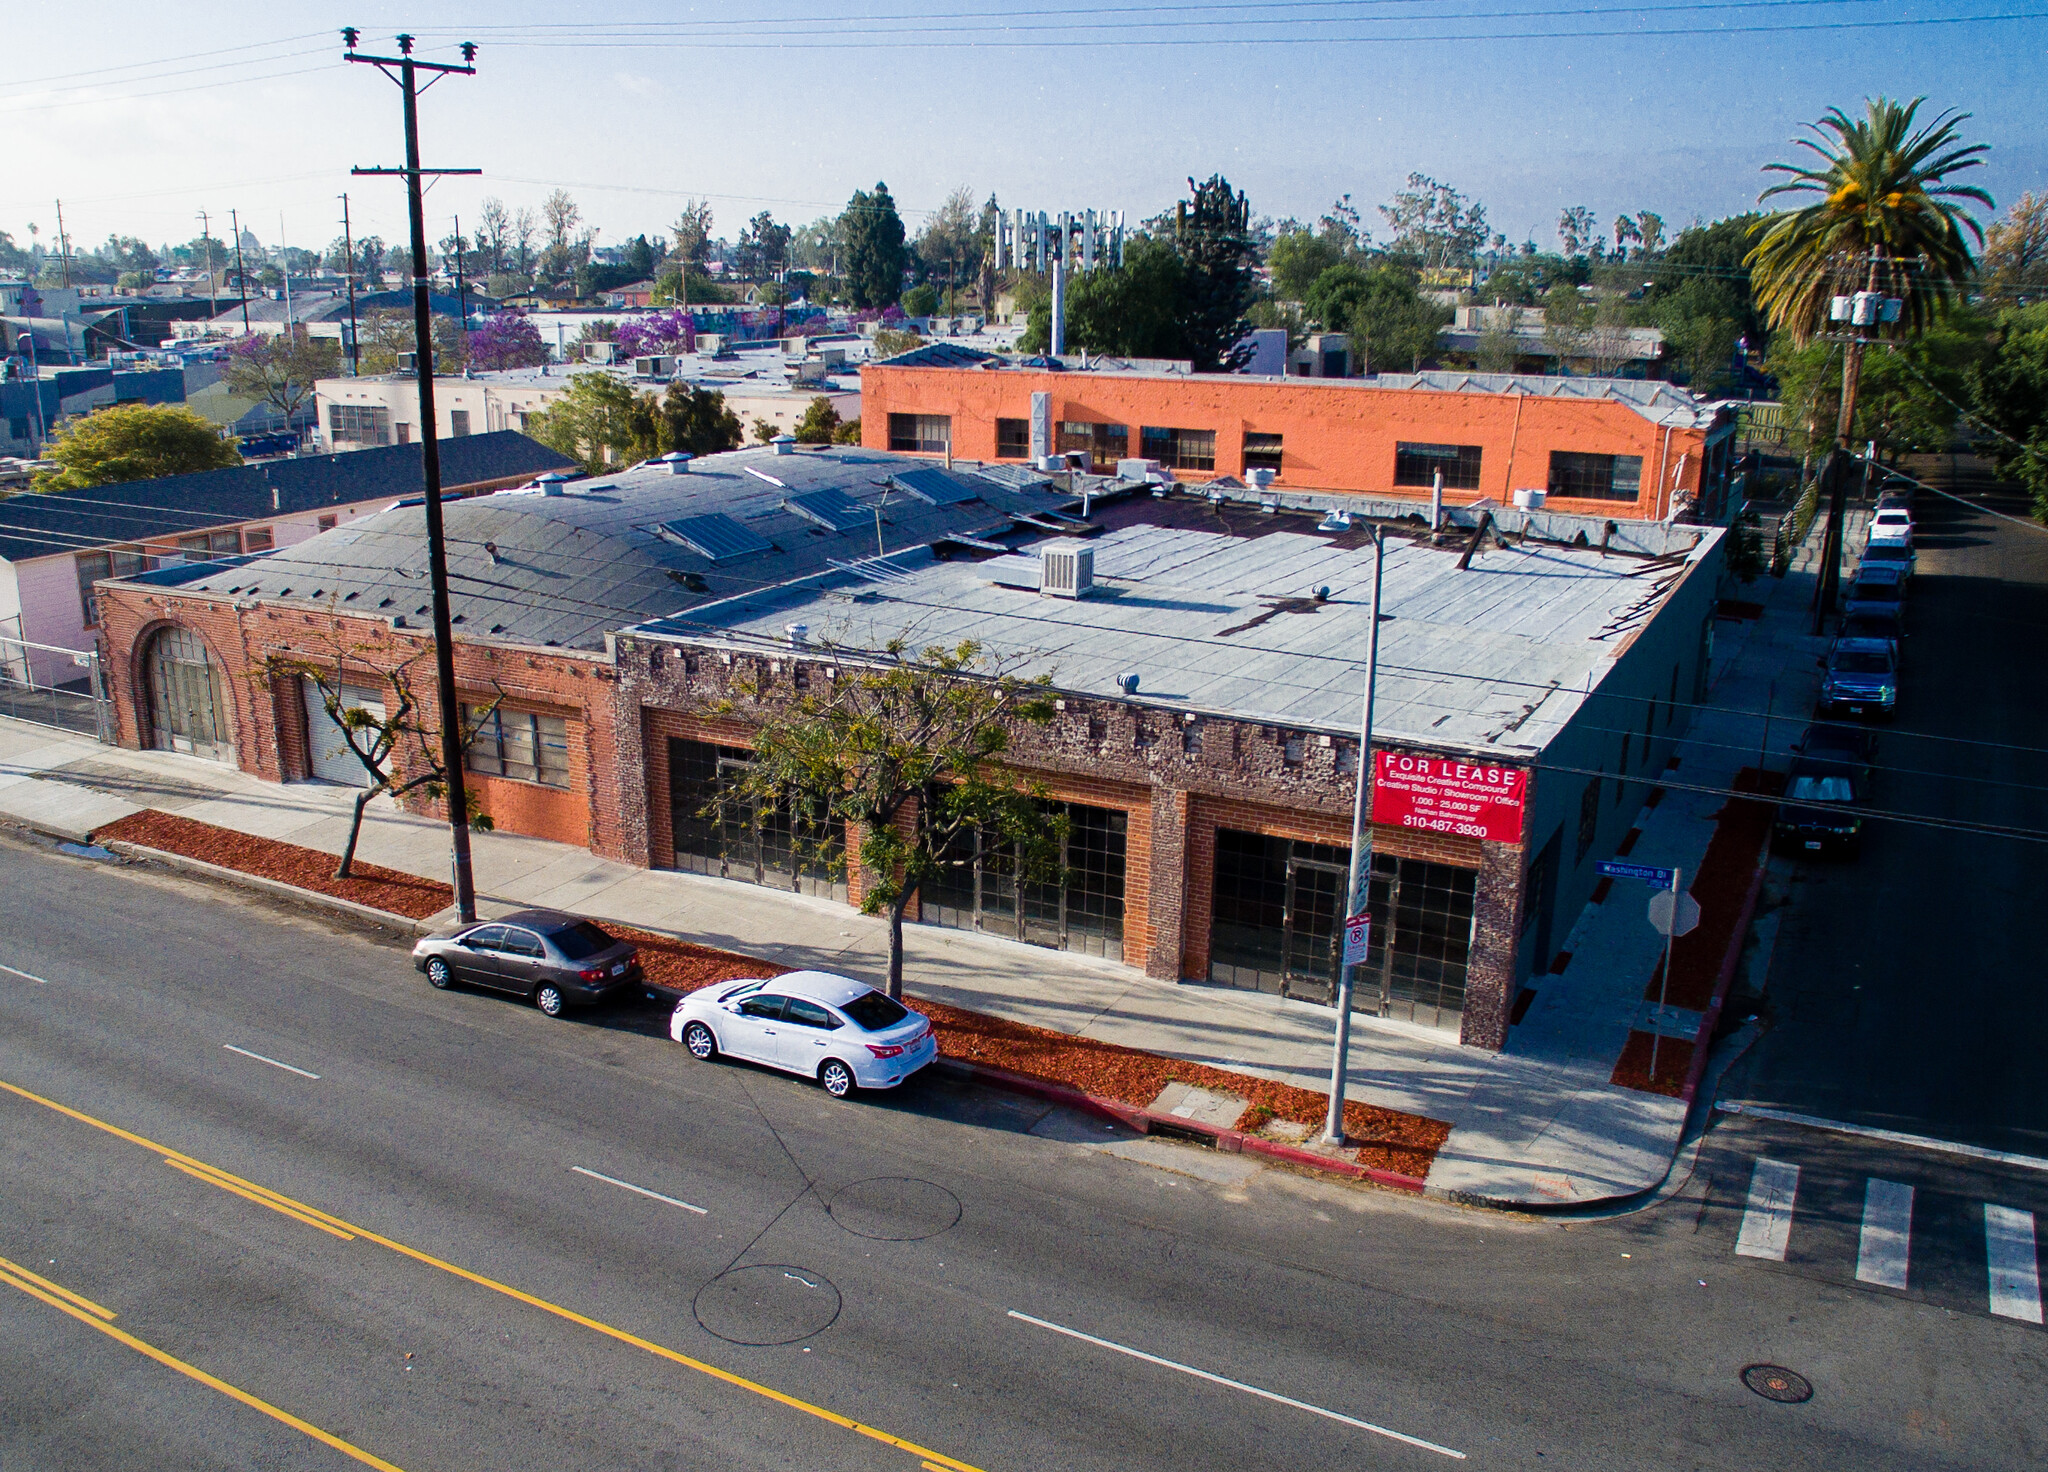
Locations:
0;430;573;686
601;280;658;309
1436;305;1666;378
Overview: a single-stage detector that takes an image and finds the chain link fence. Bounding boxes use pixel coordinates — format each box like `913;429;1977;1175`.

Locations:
0;634;113;741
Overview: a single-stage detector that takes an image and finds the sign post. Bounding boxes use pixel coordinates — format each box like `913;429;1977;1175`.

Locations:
1324;528;1384;1147
1644;868;1701;1081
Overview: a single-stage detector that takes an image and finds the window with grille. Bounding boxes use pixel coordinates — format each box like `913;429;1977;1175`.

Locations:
75;547;152;626
1055;421;1128;472
326;403;391;445
887;413;951;454
241;526;274;551
921;798;1127;961
1394;442;1482;490
666;738;845;900
1243;432;1284;475
1547;451;1644;502
466;705;571;787
178;530;242;559
1140;426;1215;472
995;418;1032;459
449;409;471;437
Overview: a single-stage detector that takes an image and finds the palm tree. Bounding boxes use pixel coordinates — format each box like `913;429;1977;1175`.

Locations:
1747;96;1992;344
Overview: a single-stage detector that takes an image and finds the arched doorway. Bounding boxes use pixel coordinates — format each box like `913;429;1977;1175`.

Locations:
144;626;236;762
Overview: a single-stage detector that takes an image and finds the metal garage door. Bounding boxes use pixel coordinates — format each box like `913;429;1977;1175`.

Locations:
302;679;385;786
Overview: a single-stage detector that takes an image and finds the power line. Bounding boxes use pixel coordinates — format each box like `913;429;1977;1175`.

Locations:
0;31;330;94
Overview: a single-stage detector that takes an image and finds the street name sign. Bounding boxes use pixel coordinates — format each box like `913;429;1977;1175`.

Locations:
1598;860;1675;886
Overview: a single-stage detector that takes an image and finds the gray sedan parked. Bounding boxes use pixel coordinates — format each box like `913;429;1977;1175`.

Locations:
413;908;642;1017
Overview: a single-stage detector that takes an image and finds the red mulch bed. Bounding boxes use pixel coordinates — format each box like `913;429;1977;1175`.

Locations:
95;809;1452;1178
96;809;455;919
913;998;1452;1179
1610;1030;1692;1098
1641;767;1780;1013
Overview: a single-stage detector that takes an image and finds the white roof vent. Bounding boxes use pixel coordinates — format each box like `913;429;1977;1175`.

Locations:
661;451;693;474
771;433;797;456
1038;540;1095;599
537;472;568;497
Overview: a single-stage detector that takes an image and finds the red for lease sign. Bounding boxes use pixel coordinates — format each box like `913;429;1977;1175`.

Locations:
1372;752;1528;842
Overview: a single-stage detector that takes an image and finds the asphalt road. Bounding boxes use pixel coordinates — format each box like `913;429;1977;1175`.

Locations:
1725;462;2048;1157
0;833;2041;1472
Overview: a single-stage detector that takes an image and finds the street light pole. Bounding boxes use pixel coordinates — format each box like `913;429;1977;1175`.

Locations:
346;27;484;923
1324;524;1385;1146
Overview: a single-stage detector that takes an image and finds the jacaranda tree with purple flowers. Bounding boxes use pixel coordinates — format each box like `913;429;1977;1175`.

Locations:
614;309;695;358
468;311;550;370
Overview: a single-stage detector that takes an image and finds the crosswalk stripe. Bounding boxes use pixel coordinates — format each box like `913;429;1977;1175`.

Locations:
1734;1159;1800;1261
1985;1206;2043;1325
1854;1178;1913;1290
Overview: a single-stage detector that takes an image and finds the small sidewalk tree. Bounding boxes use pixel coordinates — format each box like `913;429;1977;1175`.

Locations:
262;620;499;878
720;637;1065;1000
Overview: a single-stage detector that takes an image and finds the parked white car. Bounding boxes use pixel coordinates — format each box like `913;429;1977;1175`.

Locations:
1868;506;1913;546
669;970;938;1097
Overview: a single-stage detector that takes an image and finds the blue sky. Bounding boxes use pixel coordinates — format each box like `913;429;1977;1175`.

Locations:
5;3;2043;259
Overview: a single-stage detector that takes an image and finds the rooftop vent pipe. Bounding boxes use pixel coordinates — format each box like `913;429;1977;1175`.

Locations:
786;622;809;646
1116;672;1140;694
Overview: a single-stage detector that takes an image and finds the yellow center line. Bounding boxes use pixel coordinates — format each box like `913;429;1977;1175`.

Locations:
0;1076;991;1472
0;1253;117;1320
164;1158;356;1240
0;1266;405;1472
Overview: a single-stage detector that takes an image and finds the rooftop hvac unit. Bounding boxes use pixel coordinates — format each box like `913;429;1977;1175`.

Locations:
632;354;674;377
394;351;417;372
582;340;620;364
1116;457;1162;483
1038;540;1095;599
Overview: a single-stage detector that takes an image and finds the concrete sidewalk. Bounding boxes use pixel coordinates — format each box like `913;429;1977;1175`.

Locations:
0;548;1827;1207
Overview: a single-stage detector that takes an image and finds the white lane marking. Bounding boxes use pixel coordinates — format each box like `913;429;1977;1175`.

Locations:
570;1165;707;1216
1718;1102;2048;1174
1734;1158;1800;1261
1985;1206;2043;1324
1854;1178;1913;1290
222;1044;320;1080
1007;1309;1465;1460
0;962;50;985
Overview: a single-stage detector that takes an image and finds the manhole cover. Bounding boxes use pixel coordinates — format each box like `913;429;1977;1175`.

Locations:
1741;1364;1813;1403
693;1265;841;1346
828;1177;962;1241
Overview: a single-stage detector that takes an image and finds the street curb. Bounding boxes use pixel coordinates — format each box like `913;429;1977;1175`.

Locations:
932;1057;1427;1193
1682;846;1770;1105
97;840;441;937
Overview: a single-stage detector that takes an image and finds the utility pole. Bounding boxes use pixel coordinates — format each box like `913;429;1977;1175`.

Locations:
197;211;218;317
54;200;71;287
1813;246;1885;632
1323;525;1386;1147
346;26;484;922
229;208;252;331
452;213;470;332
339;194;361;376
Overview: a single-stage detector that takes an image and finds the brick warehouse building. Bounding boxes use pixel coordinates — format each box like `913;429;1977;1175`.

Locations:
861;344;1741;525
97;443;1724;1053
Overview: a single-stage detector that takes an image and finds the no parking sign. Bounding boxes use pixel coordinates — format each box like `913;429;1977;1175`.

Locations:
1342;911;1372;967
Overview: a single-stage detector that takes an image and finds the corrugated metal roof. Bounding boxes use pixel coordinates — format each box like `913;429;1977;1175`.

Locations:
647;521;1711;756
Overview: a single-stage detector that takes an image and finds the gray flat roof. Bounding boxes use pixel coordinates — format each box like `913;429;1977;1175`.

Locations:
636;519;1716;755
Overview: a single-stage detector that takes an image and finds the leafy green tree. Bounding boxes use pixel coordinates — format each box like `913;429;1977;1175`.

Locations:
357;308;467;374
526;372;645;473
224;329;342;419
1981;193;2048;296
1970;303;2048;511
1378;174;1488;270
733;211;792;281
841;182;908;309
1175;174;1261;371
716;638;1063;999
1018;236;1186;357
1268;228;1349;303
901;283;940;317
34;404;241;490
649;383;745;458
793;396;842;443
1304;263;1371;330
1343;266;1451;373
1643;215;1767;391
831;417;862;445
1748;97;1991;345
1766;316;1984;459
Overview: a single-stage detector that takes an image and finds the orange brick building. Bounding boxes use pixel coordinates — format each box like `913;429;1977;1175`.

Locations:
861;348;1739;523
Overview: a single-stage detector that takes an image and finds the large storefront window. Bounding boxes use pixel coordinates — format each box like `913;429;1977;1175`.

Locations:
1207;828;1476;1031
144;625;235;763
1055;421;1128;472
667;738;846;901
921;799;1126;960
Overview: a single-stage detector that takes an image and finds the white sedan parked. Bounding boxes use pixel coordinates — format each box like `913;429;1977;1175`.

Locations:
669;970;938;1098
